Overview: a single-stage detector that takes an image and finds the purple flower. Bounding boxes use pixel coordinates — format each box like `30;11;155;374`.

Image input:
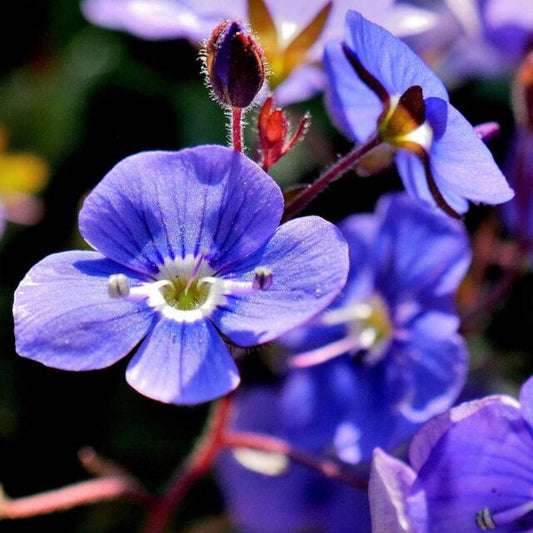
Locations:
217;385;371;533
81;0;437;104
283;193;470;455
369;376;533;532
325;10;514;217
13;145;348;405
410;0;533;84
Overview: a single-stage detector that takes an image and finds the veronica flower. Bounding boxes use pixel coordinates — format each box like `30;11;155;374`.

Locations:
369;376;533;532
13;145;348;405
410;0;533;84
81;0;437;104
283;193;470;454
325;10;514;217
218;384;371;533
0;125;48;236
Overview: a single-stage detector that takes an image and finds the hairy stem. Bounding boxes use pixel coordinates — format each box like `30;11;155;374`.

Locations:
143;394;234;533
282;136;380;221
232;107;244;152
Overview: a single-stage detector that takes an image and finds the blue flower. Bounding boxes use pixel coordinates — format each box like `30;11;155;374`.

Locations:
283;193;470;455
325;10;514;217
217;385;370;533
81;0;437;105
370;376;533;532
13;145;349;405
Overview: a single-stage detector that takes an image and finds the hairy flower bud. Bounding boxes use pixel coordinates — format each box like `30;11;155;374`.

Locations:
205;20;265;109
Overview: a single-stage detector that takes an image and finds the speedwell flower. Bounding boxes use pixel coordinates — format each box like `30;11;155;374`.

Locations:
13;145;348;405
81;0;436;104
325;10;514;217
218;385;371;533
369;376;533;532
283;193;470;454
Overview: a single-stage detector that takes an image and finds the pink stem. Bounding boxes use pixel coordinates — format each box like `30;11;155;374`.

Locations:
0;478;154;520
232;107;243;152
142;395;234;533
223;431;368;491
282;136;380;221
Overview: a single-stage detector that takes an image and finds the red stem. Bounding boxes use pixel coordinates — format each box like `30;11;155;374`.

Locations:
232;107;243;152
223;431;368;491
142;395;234;533
282;136;380;221
0;478;154;520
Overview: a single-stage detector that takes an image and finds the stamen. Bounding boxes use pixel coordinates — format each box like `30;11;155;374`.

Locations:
108;274;130;299
322;304;373;326
492;500;533;526
184;252;206;294
289;336;363;368
200;267;273;297
252;267;273;290
476;508;496;530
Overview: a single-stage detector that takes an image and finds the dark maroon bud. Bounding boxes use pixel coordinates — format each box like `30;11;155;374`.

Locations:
205;20;265;109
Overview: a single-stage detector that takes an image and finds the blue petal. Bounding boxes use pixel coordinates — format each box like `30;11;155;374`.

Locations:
324;40;383;142
13;251;155;370
373;193;471;305
82;0;242;41
211;216;349;346
344;10;448;98
369;448;416;533
408;395;512;472
79;146;284;276
125;317;239;405
411;398;533;533
397;100;514;212
519;376;533;433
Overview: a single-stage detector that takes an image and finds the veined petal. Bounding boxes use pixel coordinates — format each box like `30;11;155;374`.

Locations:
211;216;349;346
13;251;155;370
411;399;533;532
369;448;417;533
408;395;515;472
81;0;241;41
79;146;284;277
423;99;514;206
519;376;533;433
373;193;471;303
343;10;448;101
126;317;239;405
325;40;383;142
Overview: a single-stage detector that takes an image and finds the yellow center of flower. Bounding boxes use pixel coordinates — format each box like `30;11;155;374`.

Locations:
248;0;332;88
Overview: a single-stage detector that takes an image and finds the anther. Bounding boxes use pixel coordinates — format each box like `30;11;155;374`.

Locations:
476;508;496;530
252;267;273;291
108;274;130;299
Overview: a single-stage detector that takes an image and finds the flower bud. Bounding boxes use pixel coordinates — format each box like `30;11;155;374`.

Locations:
205;20;265;109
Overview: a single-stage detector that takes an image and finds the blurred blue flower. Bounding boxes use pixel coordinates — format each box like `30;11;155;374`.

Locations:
410;0;533;85
325;10;514;217
370;376;533;532
217;385;371;533
284;193;470;455
13;145;348;405
81;0;437;104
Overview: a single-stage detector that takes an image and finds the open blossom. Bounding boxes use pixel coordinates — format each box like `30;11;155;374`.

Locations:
81;0;437;104
218;385;371;533
369;376;533;532
283;193;470;454
0;125;48;237
13;145;348;405
410;0;533;84
325;10;514;217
